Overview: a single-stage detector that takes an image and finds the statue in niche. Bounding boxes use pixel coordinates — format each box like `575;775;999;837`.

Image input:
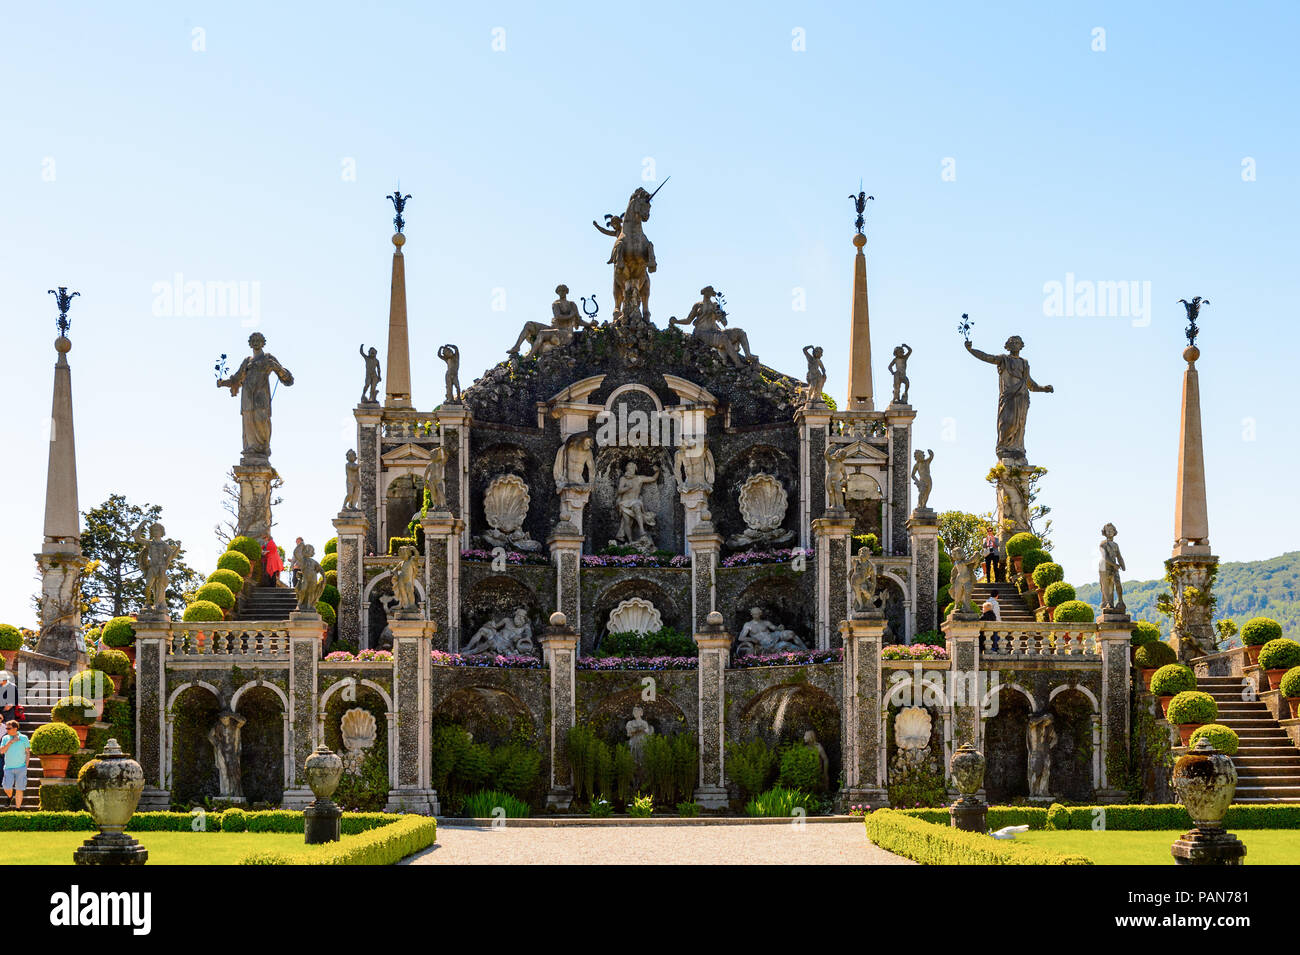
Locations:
803;345;827;408
133;520;180;614
508;284;595;357
824;445;849;511
948;549;979;615
1098;522;1127;612
1027;712;1057;797
359;344;381;404
804;730;830;791
597;184;661;320
625;706;655;766
889;343;913;405
208;709;247;800
294;543;326;612
554;433;595;489
375;595;398;651
438;344;461;403
910;449;934;510
424;446;449;512
342;449;362;511
462;609;534;656
963;334;1054;466
673;438;715;493
340;707;378;774
480;474;540;551
727;473;792;548
216;332;295;462
735;607;807;656
669;286;756;367
392;545;420;612
612;462;659;549
849;552;878;614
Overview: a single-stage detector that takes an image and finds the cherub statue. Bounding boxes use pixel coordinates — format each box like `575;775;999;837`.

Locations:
911;448;934;510
424;446;449;511
392;545;420;612
295;543;326;612
1098;522;1126;612
133;520;181;613
824;445;848;511
359;344;381;404
342;449;362;511
948;549;980;615
438;344;460;403
803;345;827;408
849;552;878;613
889;343;913;405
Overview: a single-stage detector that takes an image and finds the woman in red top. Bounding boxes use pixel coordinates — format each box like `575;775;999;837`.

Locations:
263;535;285;585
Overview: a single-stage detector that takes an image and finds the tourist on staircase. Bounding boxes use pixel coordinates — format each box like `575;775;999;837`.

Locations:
981;528;1002;583
263;534;285;586
1;720;31;810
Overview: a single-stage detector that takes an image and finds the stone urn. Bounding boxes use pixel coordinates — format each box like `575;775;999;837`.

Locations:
948;743;987;833
304;744;344;802
74;738;148;865
1170;737;1246;865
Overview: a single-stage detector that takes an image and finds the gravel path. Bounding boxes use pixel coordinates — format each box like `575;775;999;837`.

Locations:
402;822;914;865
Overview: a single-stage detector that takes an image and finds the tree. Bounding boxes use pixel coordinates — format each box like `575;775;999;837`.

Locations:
78;494;203;622
937;510;991;562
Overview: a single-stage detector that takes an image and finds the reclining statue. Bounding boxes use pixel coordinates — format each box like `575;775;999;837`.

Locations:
508;284;593;358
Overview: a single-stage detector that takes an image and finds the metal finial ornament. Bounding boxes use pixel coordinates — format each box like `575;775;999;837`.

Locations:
214;353;229;381
581;294;599;322
1178;297;1210;348
48;287;80;338
958;312;974;343
386;188;412;234
849;191;873;235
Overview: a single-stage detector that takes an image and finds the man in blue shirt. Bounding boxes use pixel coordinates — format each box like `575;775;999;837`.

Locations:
1;720;31;809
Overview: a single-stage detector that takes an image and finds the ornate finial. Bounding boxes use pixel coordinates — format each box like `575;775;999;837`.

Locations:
48;287;80;338
581;294;599;322
957;312;974;343
1178;297;1209;348
849;190;873;235
386;187;412;234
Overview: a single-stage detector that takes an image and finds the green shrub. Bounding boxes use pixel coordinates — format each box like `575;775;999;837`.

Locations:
1053;600;1094;623
228;536;263;565
1258;638;1300;671
1032;803;1300;831
238;815;437;865
463;789;531;818
1042;581;1076;608
677;801;701;817
628;794;654;818
1188;724;1239;756
1166;691;1217;725
52;696;97;726
67;670;108;700
597;626;696;658
216;550;252;577
100;616;136;647
1241;617;1283;647
0;623;22;651
745;786;821;817
0;810;397;834
31;722;81;755
1134;640;1177;669
778;743;825;792
1149;664;1197;697
89;648;131;676
183;600;225;622
324;537;338;555
324;570;338;589
897;806;1050;829
222;807;249;831
316;601;336;625
1130;621;1162;648
194;581;236;611
943;600;979;617
320;585;340;610
1021;549;1052;576
205;569;245;596
726;738;778;800
613;744;635;805
1279;667;1300;699
320;552;339;574
388;536;417;556
490;743;542;798
866;810;1091;864
1031;562;1064;589
589;797;613;817
1005;533;1042;558
38;783;84;812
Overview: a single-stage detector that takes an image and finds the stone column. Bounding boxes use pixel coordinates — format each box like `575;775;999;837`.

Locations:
813;512;854;649
421;511;462;651
694;611;732;808
355;405;383;556
907;508;939;637
435;405;472;550
332;511;368;651
884;405;916;557
540;613;578;809
233;462;277;543
548;524;585;639
943;614;981;749
35;549;89;665
385;613;439;814
1097;615;1133;794
687;517;724;635
281;611;327;810
133;612;170;810
839;612;887;805
795;406;832;550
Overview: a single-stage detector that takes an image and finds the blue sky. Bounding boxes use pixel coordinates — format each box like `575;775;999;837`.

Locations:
1;1;1296;625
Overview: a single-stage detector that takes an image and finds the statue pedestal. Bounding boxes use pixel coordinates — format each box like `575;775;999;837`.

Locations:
694;620;733;809
304;799;342;844
687;521;723;635
541;621;579;809
233;462;277;544
73;832;148;866
385;615;439;814
333;511;370;650
949;798;987;832
1171;826;1247;865
421;511;463;652
679;488;710;546
558;486;590;536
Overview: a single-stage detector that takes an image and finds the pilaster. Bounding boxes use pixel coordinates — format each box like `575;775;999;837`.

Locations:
694;613;732;808
839;613;887;804
795;406;832;550
421;511;462;651
813;513;854;650
1097;618;1133;794
942;614;981;749
384;613;439;814
332;511;369;651
540;615;579;809
907;508;939;637
133;613;170;810
354;404;383;555
435;404;472;549
548;526;585;640
281;611;328;810
884;405;916;557
687;519;724;635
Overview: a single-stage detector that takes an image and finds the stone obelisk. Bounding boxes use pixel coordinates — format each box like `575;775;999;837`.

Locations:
846;192;874;411
384;188;413;409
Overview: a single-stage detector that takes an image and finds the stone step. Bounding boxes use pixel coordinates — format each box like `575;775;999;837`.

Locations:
1235;746;1300;758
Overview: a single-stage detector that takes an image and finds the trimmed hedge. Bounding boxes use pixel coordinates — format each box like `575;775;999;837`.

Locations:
1005;533;1042;558
1166;690;1217;725
1259;638;1300;671
1134;640;1177;669
317;601;337;625
89;648;131;676
38;783;84;812
216;550;253;577
31;722;80;755
194;581;236;612
1021;548;1052;577
324;537;338;555
1053;599;1094;623
1130;621;1162;648
1188;723;1239;756
183;600;225;623
52;695;97;726
1279;667;1300;699
228;536;264;565
100;616;136;647
0;810;400;833
206;568;245;596
865;809;1091;865
898;802;1300;831
0;623;22;651
1031;562;1064;589
896;806;1049;829
238;814;437;865
1241;617;1283;647
388;536;417;556
68;670;108;700
320;584;340;610
1149;664;1197;697
320;552;339;574
1042;581;1076;608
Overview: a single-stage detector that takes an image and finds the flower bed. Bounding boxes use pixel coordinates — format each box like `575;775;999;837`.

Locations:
881;644;948;661
730;648;841;668
431;650;543;669
324;650;393;663
721;548;811;569
581;553;691;568
576;655;698;671
460;548;551;566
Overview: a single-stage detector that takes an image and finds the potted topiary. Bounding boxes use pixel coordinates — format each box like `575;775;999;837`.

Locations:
193;581;236;619
0;623;22;670
1257;638;1300;693
89;648;132;695
1187;723;1239;757
205;568;245;598
1134;640;1177;690
1004;532;1042;576
1130;621;1161;650
1279;668;1300;719
1240;616;1283;667
31;722;82;779
1021;549;1052;586
216;549;253;579
100;616;136;665
1150;664;1198;717
1053;600;1095;624
1031;561;1064;597
1166;690;1218;746
1041;581;1076;622
52;695;97;746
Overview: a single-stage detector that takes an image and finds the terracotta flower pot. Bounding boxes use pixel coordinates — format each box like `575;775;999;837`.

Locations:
1142;668;1158;691
1178;723;1205;747
71;724;89;746
1289;698;1299;720
1159;696;1174;718
0;649;16;670
1045;606;1056;622
116;646;136;667
1245;645;1262;666
107;674;124;696
40;754;72;778
1266;669;1289;693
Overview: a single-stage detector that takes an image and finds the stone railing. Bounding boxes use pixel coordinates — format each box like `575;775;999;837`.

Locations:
166;624;294;658
979;623;1101;660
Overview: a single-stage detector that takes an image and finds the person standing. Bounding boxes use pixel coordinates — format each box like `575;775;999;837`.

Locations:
291;537;305;590
263;535;285;586
1;720;31;809
981;529;1002;583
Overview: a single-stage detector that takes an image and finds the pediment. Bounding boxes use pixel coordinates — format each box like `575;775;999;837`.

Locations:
835;439;889;465
381;443;434;467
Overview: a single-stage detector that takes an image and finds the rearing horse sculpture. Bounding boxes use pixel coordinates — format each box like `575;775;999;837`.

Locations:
596;182;665;320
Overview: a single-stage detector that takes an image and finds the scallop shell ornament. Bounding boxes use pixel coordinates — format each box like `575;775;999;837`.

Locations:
737;473;788;532
484;474;531;534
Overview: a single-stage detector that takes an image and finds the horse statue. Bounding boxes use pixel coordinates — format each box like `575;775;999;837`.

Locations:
596;181;667;321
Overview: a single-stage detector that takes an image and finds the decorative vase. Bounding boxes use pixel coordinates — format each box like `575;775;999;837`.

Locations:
1178;723;1205;747
1172;737;1237;828
949;743;986;799
1266;669;1288;693
1142;668;1158;691
304;744;344;802
40;754;72;778
74;738;148;865
1012;555;1024;575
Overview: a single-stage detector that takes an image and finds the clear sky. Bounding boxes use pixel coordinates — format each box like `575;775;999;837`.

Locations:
2;1;1296;626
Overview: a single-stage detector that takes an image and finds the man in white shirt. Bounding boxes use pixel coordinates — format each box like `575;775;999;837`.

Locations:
987;594;1001;621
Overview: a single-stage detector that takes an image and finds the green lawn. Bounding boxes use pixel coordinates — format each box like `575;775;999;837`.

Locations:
3;831;358;865
1017;829;1300;865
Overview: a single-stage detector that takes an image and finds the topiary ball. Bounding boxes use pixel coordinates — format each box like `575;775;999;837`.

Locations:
1279;667;1300;699
316;601;337;625
1053;600;1095;624
228;535;263;565
320;552;339;574
320;584;340;610
1005;532;1042;558
1241;617;1283;647
324;537;338;555
31;722;81;756
943;600;979;618
1042;581;1076;608
1021;549;1052;576
222;807;249;832
1130;621;1162;648
0;622;23;651
100;616;136;647
323;570;338;589
1188;723;1239;756
89;648;131;676
68;669;109;700
216;550;253;578
1166;690;1218;725
194;581;236;612
206;568;245;596
1134;640;1177;669
183;600;225;623
52;695;97;726
1032;562;1065;589
1258;638;1300;671
1150;663;1197;697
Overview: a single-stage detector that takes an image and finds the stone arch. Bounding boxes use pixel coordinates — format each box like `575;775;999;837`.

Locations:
736;683;841;789
166;682;222;804
363;568;428;647
592;577;682;647
983;685;1033;802
462;574;544;645
586;687;689;745
233;684;286;805
603;382;665;414
431;686;535;747
731;573;813;648
1048;686;1098;801
324;682;393;797
384;473;424;550
879;572;910;644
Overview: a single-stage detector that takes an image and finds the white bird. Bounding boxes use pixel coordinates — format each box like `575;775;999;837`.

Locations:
990;825;1030;840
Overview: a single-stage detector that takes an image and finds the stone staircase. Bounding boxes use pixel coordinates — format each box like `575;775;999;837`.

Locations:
970;582;1036;622
233;584;299;621
1197;675;1300;803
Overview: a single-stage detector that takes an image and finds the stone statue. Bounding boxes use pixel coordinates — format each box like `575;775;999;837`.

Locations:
1098;522;1126;612
359;344;381;404
392;544;419;612
1027;712;1057;797
964;335;1053;466
849;552;878;614
554;433;595;489
462;609;534;656
889;343;913;405
424;446;449;511
598;186;659;320
133;520;180;614
804;730;830;791
508;284;595;357
803;345;827;408
479;474;541;551
612;462;659;548
625;705;655;766
438;344;461;403
669;287;756;367
208;709;247;800
736;607;808;656
673;440;715;493
911;449;934;510
295;543;326;612
948;550;979;615
216;332;294;462
342;449;362;511
824;446;848;511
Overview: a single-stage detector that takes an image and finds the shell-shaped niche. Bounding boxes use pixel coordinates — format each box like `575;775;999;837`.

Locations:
737;473;788;532
340;707;378;753
606;597;663;636
895;706;932;751
483;474;530;534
